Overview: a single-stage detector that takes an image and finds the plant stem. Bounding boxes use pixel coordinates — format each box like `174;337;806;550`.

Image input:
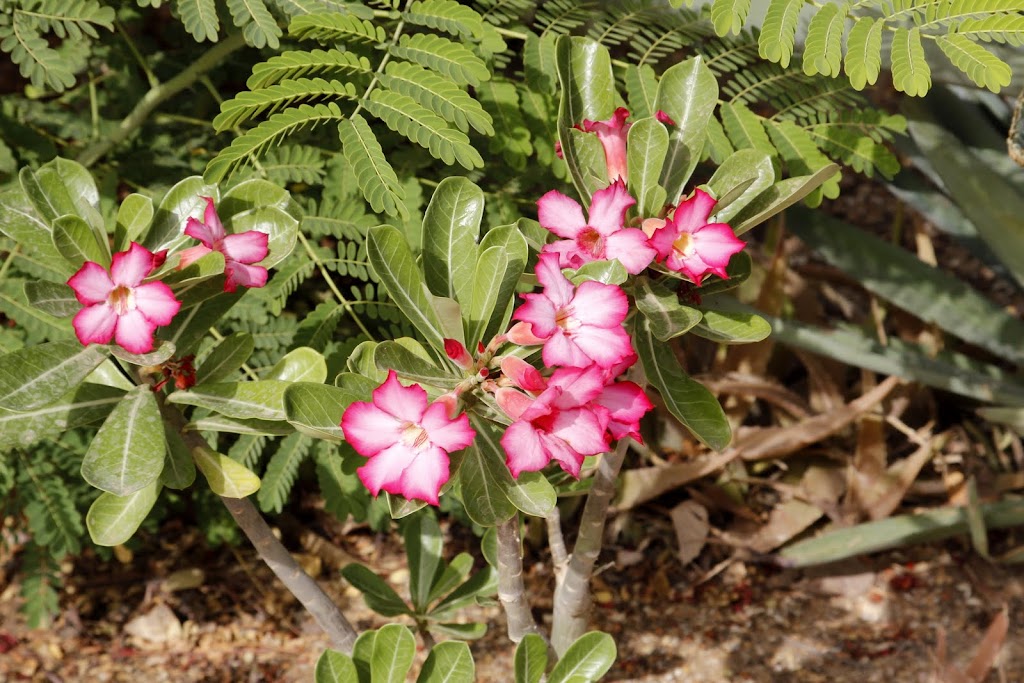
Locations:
76;32;248;169
495;515;541;643
160;399;359;653
550;437;630;656
546;507;568;575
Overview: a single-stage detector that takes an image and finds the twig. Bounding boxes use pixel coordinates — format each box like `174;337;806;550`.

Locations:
495;515;542;643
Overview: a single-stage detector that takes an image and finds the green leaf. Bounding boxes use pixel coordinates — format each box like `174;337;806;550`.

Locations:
285;382;363;442
514;633;548;683
548;631;617;683
730;165;841;236
844;16;884;90
422;177;483;304
0;383;122;451
473;224;528;344
710;0;752;36
214;77;359;131
339;114;407;218
430;564;497;617
218;177;291;216
371;624;416;683
189;415;294;436
163;250;226;287
289;12;386;43
705;149;775;224
367;224;448;350
342;564;411;617
634;276;701;341
161;426;196;489
258;432;312;513
626;117;669;218
86;481;161;546
656;56;719;204
459;416;517;526
374;341;458;387
247;49;372;89
634;317;731;450
164;287;245;355
758;0;802;68
227;0;282;49
476;80;533;168
428;622;487;639
417;641;475;683
176;0;219;42
388;493;428;519
691;308;772;344
226;206;298;270
891;27;931;97
763;119;841;205
719;102;774;159
425;552;473;605
405;0;483;39
505;470;557;517
168;380;290;421
405;513;444;612
267;346;328;383
114;193;154;252
144;176;218;255
24;281;78;318
196;332;254;385
0;341;109;411
569;259;628;287
110;340;176;367
936;34;1012;93
380;61;493;136
315;649;358;683
81;386;166;496
0;188;69;279
802;3;845;78
192;445;261;498
23;158;102;232
53;215;108;269
389;33;490;87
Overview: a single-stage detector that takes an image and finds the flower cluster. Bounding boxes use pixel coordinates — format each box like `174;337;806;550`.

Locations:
67;198;269;356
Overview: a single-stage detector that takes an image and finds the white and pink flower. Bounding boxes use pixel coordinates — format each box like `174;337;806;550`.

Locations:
538;180;656;274
178;196;269;293
511;253;634;370
649;189;745;286
573;107;676;183
67;242;181;354
341;370;476;505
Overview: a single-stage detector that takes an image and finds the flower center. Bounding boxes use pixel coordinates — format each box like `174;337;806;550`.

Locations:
672;232;695;257
107;285;137;316
399;421;430;450
576;227;604;257
554;306;580;334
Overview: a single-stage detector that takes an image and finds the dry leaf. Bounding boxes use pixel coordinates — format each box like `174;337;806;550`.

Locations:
670;500;709;566
614;451;735;510
124;604;182;644
933;607;1009;683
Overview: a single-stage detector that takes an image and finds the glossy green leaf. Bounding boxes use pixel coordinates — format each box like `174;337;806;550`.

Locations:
425;553;474;605
406;513;444;612
634;276;701;341
371;624;416;683
53;214;108;269
505;470;557;517
514;633;548;683
692;309;772;345
387;493;428;519
367;224;448;350
342;564;411;617
656;56;719;205
0;341;109;411
634;317;731;450
110;339;176;366
548;631;617;683
374;340;459;387
21;158;102;231
422;177;483;306
161;426;196;489
315;649;358;683
86;480;161;546
196;332;254;385
691;250;752;298
285;382;363;441
226;206;298;270
627;117;669;217
81;386;166;496
429;565;497;617
164;287;244;356
188;415;294;436
192;445;261;498
0;383;123;451
24;281;79;318
267;346;327;383
168;380;290;421
162;250;226;286
459;416;517;526
417;641;475;683
705;149;775;224
0;188;71;279
730;164;841;236
219;178;291;216
569;259;627;286
144;176;218;254
428;622;487;640
471;224;528;344
114;193;154;252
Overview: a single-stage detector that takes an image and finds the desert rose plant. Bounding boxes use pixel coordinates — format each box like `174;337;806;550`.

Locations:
0;34;836;682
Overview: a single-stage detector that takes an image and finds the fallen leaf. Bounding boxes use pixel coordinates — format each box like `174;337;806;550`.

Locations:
670;500;709;566
124;604;182;644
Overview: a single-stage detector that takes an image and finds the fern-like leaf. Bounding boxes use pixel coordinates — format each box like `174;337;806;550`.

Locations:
272;0;375;19
361;89;484;170
339;113;407;218
936;33;1012;92
956;14;1024;45
844;16;884;89
302;196;375;241
890;26;931;96
261;144;327;184
228;434;268;469
259;250;317;315
758;0;802;68
534;0;594;35
802;2;846;78
0;16;76;90
258;433;312;514
176;0;220;42
404;0;483;38
292;300;346;350
764;118;841;203
16;453;83;559
15;0;115;39
475;80;532;168
710;0;752;36
227;0;283;49
475;0;532;26
204;102;346;183
19;543;60;628
214;78;359;130
719;101;775;156
247;49;373;89
288;11;387;44
378;60;494;135
388;32;490;87
623;63;658;120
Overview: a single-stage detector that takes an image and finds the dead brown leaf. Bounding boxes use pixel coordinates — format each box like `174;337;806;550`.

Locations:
613;451;735;510
670;500;710;566
932;607;1009;683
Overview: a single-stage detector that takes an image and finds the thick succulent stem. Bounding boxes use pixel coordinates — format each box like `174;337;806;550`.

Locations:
495;515;542;643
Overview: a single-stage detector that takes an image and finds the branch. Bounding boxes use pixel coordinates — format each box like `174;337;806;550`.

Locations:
546;507;568;576
495;515;542;643
76;32;248;168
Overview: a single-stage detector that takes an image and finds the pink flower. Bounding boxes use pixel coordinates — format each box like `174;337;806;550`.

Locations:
649;189;745;286
594;378;653;442
579;107;630;182
538;180;657;274
511;253;634;369
499;366;610;478
341;370;475;505
178;196;269;293
67;242;181;354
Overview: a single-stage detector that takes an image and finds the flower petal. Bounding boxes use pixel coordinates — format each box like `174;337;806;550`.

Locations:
548;407;609;456
605;229;657;274
357;443;417;496
541;331;592;368
397;446;450;505
134;281;181;326
110;242;156;288
672;189;718;234
539;433;585;478
501;420;551;478
201;196;224;236
342;401;405;457
692;223;745;270
177;244;213;270
419;403;475;453
496;388;534;421
372;370;427;422
571;324;634;368
67;261;113;305
72;304;116;346
184;217;218;248
534;252;573;308
571;281;628;328
537;190;587;239
511;293;557;339
222;231;269;264
587;181;635;236
547;366;605;409
597;381;653;440
224;262;268;293
113;308;158;354
500;356;547;393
